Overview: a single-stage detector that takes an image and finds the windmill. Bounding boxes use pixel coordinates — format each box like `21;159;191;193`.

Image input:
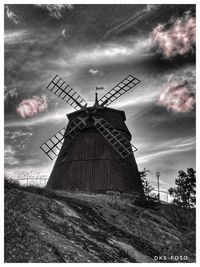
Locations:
40;74;145;200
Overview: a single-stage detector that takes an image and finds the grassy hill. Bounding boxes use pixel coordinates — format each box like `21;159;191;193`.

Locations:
4;180;196;263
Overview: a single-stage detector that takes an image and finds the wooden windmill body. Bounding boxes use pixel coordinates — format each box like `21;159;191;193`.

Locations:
41;75;145;200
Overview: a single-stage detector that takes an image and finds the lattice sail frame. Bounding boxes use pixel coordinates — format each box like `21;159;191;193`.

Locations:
99;75;140;107
93;116;137;159
40;127;66;160
47;75;88;110
64;116;88;140
40;116;88;160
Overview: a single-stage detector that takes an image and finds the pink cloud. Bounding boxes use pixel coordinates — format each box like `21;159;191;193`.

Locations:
16;95;48;119
150;15;196;58
158;82;195;113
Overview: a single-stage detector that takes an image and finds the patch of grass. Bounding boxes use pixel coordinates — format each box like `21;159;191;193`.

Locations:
4;178;21;190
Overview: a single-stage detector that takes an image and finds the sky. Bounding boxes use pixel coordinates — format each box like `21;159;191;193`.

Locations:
4;4;196;193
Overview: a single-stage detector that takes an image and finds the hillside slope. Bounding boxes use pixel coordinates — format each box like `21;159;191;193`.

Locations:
5;183;195;263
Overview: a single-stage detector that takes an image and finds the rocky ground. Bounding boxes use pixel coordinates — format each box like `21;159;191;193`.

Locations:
4;181;196;263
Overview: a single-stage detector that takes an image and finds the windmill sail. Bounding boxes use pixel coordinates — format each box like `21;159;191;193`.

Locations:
41;116;88;160
93;116;137;159
40;127;66;160
99;75;140;107
64;116;88;140
47;75;88;110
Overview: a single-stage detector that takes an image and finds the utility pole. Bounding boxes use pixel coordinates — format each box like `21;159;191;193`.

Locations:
156;171;160;201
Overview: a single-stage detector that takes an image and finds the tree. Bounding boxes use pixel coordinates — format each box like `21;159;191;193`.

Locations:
168;168;196;209
140;168;157;200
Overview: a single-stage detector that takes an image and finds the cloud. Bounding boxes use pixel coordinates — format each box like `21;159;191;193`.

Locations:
5;128;33;150
158;80;195;113
89;68;104;76
137;137;195;165
102;4;160;40
74;38;148;64
4;30;30;45
35;4;73;19
112;91;158;109
16;95;48;119
150;13;196;58
61;28;66;38
146;5;157;12
5;5;21;24
4;145;19;165
6;108;69;127
5;129;33;141
4;86;18;101
4;127;44;169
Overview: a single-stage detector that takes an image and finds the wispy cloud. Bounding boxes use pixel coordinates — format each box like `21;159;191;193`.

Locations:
5;129;33;139
102;4;160;40
89;68;104;76
137;137;195;165
5;108;69;128
74;38;149;65
61;28;66;38
4;127;43;168
4;145;19;165
4;86;18;101
5;5;21;24
5;129;33;149
35;4;73;19
4;30;30;45
112;91;158;108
